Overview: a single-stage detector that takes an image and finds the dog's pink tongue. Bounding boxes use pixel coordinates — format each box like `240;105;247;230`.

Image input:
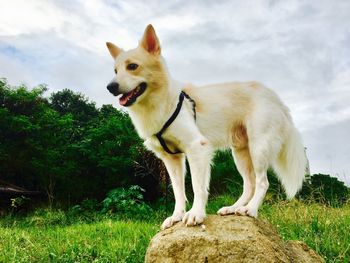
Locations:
119;91;134;106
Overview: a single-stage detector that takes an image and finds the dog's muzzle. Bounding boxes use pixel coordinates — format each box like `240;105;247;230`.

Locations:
107;82;120;96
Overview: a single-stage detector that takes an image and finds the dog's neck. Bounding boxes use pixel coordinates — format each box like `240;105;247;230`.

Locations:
127;78;183;139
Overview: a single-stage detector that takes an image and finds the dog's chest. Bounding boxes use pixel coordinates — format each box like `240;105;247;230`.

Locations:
144;134;181;157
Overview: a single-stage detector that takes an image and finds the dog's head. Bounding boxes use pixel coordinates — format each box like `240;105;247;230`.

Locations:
106;25;168;107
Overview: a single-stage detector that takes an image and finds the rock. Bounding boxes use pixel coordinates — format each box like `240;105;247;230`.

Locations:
145;215;324;263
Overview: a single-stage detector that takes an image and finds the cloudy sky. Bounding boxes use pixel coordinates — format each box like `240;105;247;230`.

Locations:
1;0;349;185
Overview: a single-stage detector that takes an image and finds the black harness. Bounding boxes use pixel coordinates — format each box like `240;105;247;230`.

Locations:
155;91;196;154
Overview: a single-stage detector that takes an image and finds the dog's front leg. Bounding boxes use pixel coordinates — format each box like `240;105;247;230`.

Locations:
182;138;213;226
160;153;187;230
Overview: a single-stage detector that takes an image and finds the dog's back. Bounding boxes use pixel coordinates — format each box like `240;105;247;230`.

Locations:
183;81;289;148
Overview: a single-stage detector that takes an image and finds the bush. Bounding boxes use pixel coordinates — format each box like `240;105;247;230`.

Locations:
101;185;152;217
70;199;101;214
299;174;349;206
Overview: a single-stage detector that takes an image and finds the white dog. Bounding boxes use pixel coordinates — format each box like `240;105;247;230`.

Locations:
106;25;306;230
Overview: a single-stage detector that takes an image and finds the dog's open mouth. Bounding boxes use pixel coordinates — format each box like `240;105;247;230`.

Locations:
119;82;147;107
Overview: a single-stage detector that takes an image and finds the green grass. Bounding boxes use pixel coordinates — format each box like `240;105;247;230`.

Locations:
262;201;350;262
0;196;349;262
0;216;158;262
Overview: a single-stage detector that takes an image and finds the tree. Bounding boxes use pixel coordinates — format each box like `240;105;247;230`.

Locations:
0;79;77;206
50;89;98;126
299;173;349;205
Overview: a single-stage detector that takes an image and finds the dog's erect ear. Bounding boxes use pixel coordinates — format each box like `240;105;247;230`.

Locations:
106;42;121;59
140;24;161;55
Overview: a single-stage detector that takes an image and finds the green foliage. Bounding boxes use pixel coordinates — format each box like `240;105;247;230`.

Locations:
0;79;147;206
101;185;152;217
50;89;98;125
299;174;349;206
70;199;101;216
0;79;76;205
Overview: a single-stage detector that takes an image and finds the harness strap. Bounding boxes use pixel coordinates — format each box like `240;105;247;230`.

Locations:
182;92;196;121
155;91;196;155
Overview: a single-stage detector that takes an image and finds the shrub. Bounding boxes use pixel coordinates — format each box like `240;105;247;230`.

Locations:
101;185;152;217
70;199;101;214
299;174;349;206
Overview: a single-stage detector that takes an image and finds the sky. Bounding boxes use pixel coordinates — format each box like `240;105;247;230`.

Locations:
0;0;349;185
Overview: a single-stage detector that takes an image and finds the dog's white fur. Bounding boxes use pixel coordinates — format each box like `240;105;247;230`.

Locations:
106;25;307;230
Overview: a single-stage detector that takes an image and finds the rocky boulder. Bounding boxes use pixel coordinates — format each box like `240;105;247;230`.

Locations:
145;215;324;263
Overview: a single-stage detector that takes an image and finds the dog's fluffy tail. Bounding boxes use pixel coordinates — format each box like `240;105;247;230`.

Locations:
273;126;307;199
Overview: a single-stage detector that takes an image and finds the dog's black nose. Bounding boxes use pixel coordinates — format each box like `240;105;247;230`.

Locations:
107;82;119;96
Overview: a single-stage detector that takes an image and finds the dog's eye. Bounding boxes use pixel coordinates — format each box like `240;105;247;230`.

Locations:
127;63;139;71
114;68;117;74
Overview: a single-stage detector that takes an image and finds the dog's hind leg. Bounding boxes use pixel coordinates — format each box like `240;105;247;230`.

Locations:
217;147;255;215
235;137;272;218
160;153;187;230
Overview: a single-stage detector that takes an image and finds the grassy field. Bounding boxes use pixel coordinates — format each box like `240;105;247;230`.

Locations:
0;196;349;262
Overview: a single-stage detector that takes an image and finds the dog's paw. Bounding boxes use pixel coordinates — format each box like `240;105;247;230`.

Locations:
235;205;258;218
182;209;205;226
161;213;184;230
217;205;238;216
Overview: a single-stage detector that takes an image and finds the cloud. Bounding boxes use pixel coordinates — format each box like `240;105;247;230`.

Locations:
0;1;65;36
0;0;349;184
304;118;350;186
